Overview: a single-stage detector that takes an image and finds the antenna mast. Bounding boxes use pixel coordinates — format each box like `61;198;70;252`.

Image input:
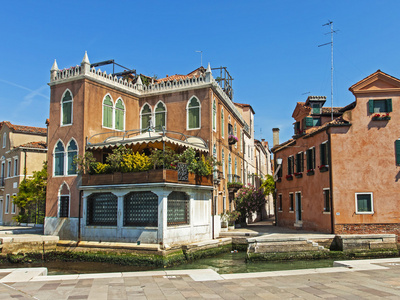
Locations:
318;20;337;120
195;50;203;67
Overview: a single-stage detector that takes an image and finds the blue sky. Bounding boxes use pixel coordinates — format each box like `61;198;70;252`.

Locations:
1;1;400;145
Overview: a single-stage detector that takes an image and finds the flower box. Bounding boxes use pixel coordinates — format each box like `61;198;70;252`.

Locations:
318;165;329;172
228;135;238;145
372;113;391;121
294;172;303;178
286;174;293;180
306;169;314;176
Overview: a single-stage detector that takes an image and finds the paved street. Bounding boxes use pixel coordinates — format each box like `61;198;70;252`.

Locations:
0;258;400;299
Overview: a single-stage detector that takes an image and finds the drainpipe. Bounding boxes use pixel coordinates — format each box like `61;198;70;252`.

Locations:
23;150;27;180
328;128;335;234
78;190;82;242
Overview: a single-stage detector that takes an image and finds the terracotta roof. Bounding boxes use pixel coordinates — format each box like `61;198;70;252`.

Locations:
303;116;350;138
234;102;256;114
320;107;343;114
17;141;47;150
348;69;400;92
156;67;206;83
1;121;47;136
339;101;356;112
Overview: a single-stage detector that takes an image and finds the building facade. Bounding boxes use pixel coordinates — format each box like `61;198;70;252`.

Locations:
0;121;47;225
272;70;400;238
45;52;250;243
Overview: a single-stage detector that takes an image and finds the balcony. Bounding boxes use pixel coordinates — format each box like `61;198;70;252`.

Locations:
227;174;241;183
0;177;4;187
81;169;213;187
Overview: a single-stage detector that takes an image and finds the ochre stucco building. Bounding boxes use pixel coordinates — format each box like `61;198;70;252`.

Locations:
272;70;400;238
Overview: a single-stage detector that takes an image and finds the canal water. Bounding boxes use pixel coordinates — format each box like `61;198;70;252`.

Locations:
0;252;335;275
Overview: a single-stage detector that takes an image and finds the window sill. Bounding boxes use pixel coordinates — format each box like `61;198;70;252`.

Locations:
356;211;374;215
289;211;294;213
187;127;201;131
60;124;73;127
278;210;283;213
323;211;331;214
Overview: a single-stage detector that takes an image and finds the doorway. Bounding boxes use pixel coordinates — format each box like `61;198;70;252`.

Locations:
295;192;302;222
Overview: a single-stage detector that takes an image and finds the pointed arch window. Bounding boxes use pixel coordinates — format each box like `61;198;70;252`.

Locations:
212;99;216;131
141;104;152;131
235;158;238;176
221;149;225;178
103;95;113;128
54;141;65;176
155;101;166;131
234;123;237;148
228;153;232;176
61;90;73;126
187;97;200;129
67;139;78;175
213;144;217;178
221;109;224;138
115;98;125;131
2;133;6;148
59;183;70;218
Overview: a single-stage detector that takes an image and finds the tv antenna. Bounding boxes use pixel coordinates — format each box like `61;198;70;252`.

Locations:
195;50;203;67
318;20;338;120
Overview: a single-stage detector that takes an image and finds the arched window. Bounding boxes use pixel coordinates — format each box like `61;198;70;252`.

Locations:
228;153;232;178
221;109;224;138
102;95;113;128
67;139;78;175
155;101;166;131
234;123;237;148
61;90;73;126
235;158;238;176
59;183;70;218
2;133;6;148
221;149;225;178
124;191;158;226
240;129;243;151
54;141;65;176
212;99;216;131
213;144;217;178
141;103;152;131
168;191;190;226
87;193;118;226
115;98;125;131
187;97;200;129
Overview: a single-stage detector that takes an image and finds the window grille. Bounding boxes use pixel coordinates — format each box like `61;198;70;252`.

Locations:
60;196;69;217
87;193;117;226
124;192;158;227
167;191;190;226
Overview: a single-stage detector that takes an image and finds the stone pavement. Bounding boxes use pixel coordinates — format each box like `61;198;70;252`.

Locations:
0;258;400;299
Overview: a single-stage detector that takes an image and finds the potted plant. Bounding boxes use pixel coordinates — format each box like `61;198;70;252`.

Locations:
372;113;390;121
227;210;240;230
318;165;329;172
286;174;293;180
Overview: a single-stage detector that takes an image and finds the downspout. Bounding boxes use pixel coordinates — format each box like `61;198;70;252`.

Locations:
23;150;27;180
78;190;82;242
327;128;335;234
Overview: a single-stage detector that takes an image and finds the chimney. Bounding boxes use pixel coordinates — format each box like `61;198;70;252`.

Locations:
272;128;280;147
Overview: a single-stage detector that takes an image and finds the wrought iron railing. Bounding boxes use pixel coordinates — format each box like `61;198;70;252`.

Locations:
227;174;241;183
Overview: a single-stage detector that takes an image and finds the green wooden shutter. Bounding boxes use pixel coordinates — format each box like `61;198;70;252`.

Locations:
369;100;374;113
386;99;393;112
301;152;304;171
312;147;315;169
305;117;313;127
396;140;400;166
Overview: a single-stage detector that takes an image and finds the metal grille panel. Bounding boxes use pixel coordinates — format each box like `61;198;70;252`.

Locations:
87;193;117;226
167;191;190;226
177;163;189;181
59;196;69;218
124;192;158;227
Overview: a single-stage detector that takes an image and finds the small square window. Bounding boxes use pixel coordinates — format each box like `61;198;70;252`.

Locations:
369;99;392;114
355;193;373;214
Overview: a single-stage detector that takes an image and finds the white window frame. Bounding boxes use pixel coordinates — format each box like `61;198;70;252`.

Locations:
2;132;6;148
13;157;18;177
60;89;73;127
114;97;126;131
11;193;16;214
53;139;65;177
355;192;374;214
7;159;11;178
186;96;201;130
5;194;9;214
221;108;225;139
278;194;282;212
66;138;79;176
102;93;114;130
212;98;217;132
154;100;167;131
140;103;153;131
323;188;330;213
221;149;225;178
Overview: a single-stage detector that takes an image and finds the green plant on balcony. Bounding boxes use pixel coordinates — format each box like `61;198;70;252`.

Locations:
227;181;243;189
234;184;265;222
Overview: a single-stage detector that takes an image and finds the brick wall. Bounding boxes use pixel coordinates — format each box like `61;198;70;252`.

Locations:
335;224;400;241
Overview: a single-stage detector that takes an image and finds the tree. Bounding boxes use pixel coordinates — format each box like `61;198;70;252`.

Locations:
13;161;47;224
234;184;265;221
261;174;275;197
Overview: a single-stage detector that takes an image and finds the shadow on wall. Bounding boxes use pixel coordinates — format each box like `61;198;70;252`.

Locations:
395;171;400;182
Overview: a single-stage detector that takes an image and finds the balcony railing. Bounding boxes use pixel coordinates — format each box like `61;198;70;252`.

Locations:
227;174;241;183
